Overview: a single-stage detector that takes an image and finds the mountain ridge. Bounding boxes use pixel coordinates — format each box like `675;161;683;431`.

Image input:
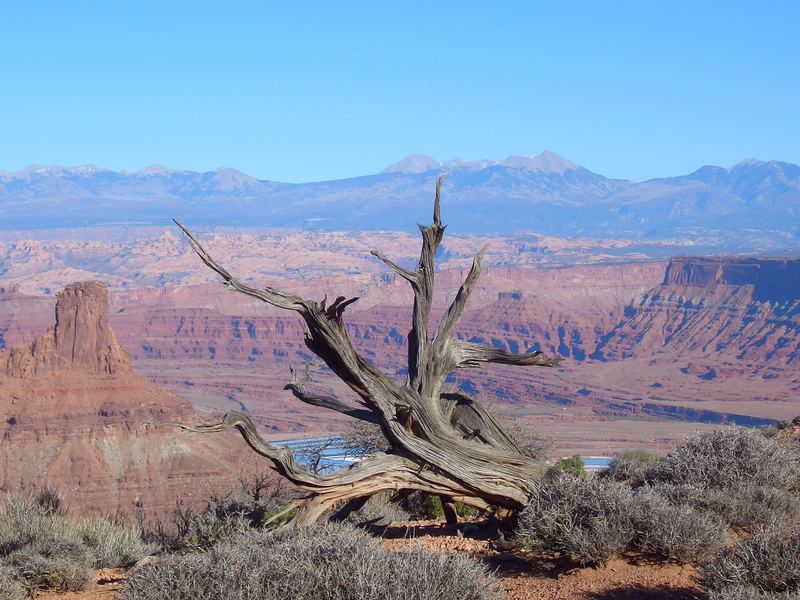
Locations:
1;153;798;243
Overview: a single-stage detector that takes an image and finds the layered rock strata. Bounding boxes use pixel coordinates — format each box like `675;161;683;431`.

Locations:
0;281;241;517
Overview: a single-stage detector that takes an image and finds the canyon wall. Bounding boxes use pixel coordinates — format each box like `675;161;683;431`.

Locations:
2;255;798;459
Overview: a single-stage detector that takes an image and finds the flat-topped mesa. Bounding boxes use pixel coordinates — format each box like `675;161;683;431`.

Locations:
4;281;130;378
663;257;800;304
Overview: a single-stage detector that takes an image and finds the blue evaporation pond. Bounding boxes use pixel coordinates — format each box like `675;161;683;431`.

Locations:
581;456;613;470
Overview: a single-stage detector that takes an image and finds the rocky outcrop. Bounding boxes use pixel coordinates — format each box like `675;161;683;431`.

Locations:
0;281;241;518
5;281;129;377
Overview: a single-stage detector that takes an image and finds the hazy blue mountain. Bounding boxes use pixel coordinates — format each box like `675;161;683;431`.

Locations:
1;152;798;244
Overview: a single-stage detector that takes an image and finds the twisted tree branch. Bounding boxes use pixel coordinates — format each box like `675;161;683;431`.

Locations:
434;245;488;346
172;176;562;526
174;219;305;312
451;340;561;368
284;366;379;423
369;251;417;283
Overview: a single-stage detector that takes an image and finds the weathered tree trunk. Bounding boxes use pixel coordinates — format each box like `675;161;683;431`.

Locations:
172;176;559;526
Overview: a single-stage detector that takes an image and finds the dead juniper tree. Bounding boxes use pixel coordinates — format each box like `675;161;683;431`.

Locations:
172;176;559;526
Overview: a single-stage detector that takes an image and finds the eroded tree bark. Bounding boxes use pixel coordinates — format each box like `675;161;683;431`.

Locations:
172;176;559;526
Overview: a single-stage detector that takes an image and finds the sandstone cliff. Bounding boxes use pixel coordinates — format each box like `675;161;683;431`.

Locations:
663;257;800;304
5;281;129;377
0;281;241;518
596;257;800;365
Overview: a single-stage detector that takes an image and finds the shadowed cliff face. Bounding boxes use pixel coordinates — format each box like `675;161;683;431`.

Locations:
663;257;800;304
596;257;800;364
4;281;129;377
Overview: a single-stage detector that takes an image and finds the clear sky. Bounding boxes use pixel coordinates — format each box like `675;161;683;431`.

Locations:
1;1;798;182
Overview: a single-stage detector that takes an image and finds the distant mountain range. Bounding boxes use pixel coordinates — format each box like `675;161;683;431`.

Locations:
1;152;798;244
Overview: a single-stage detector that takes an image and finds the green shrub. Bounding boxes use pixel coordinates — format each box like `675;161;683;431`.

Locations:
701;526;800;598
398;493;478;522
602;449;659;482
121;523;501;600
0;564;25;600
401;492;441;520
6;537;92;594
554;455;586;478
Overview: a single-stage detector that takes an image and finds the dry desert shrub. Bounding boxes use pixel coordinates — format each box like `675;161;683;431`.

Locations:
177;497;253;553
145;471;299;552
644;428;800;492
121;522;502;600
0;563;26;600
514;474;635;565
628;486;727;562
701;526;800;599
515;474;726;565
77;515;154;568
5;537;92;594
151;493;296;552
0;491;150;568
707;587;800;600
643;428;800;530
504;421;553;460
651;481;799;530
0;493;75;554
346;491;411;526
0;490;151;596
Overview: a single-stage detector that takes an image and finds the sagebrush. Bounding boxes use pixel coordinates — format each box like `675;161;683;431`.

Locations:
701;526;800;599
122;523;501;600
644;428;800;492
0;491;151;596
515;473;726;565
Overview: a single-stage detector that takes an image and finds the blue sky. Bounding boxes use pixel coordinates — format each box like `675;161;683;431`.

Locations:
1;1;798;182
